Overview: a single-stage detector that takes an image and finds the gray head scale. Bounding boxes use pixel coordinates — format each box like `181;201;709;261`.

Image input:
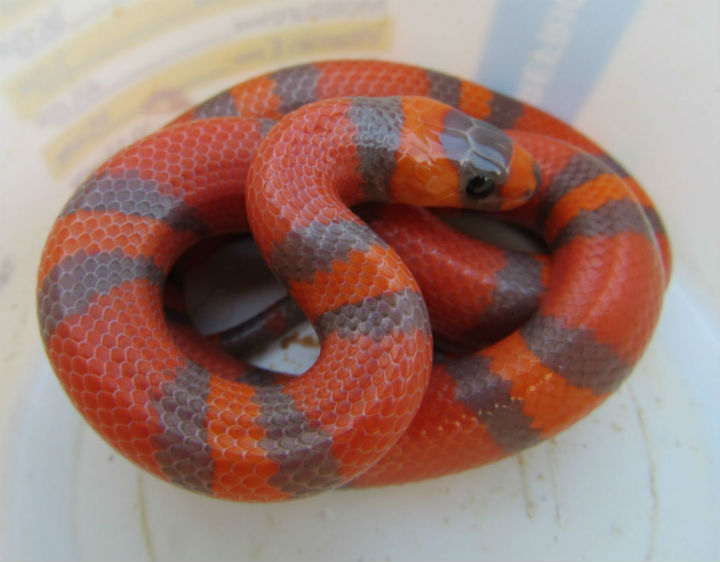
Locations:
439;109;516;207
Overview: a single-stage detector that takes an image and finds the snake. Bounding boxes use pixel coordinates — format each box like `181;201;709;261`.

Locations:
37;60;669;502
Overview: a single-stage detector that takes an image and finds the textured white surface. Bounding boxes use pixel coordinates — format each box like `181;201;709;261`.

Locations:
0;1;718;560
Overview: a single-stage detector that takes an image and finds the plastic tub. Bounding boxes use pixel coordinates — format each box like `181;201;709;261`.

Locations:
1;1;717;560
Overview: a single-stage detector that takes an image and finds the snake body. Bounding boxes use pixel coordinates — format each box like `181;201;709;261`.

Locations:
37;60;669;501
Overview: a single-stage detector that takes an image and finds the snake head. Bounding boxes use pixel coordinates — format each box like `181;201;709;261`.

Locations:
391;99;539;211
440;109;539;211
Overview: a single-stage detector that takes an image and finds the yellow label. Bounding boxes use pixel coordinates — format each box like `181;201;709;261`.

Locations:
43;17;393;178
4;0;265;117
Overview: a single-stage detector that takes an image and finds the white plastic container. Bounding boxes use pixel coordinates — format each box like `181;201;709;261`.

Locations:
1;1;717;560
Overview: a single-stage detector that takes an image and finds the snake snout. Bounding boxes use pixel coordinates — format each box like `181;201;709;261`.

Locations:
494;145;539;211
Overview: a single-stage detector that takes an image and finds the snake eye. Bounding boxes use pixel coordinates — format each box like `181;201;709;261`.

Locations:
465;175;496;199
